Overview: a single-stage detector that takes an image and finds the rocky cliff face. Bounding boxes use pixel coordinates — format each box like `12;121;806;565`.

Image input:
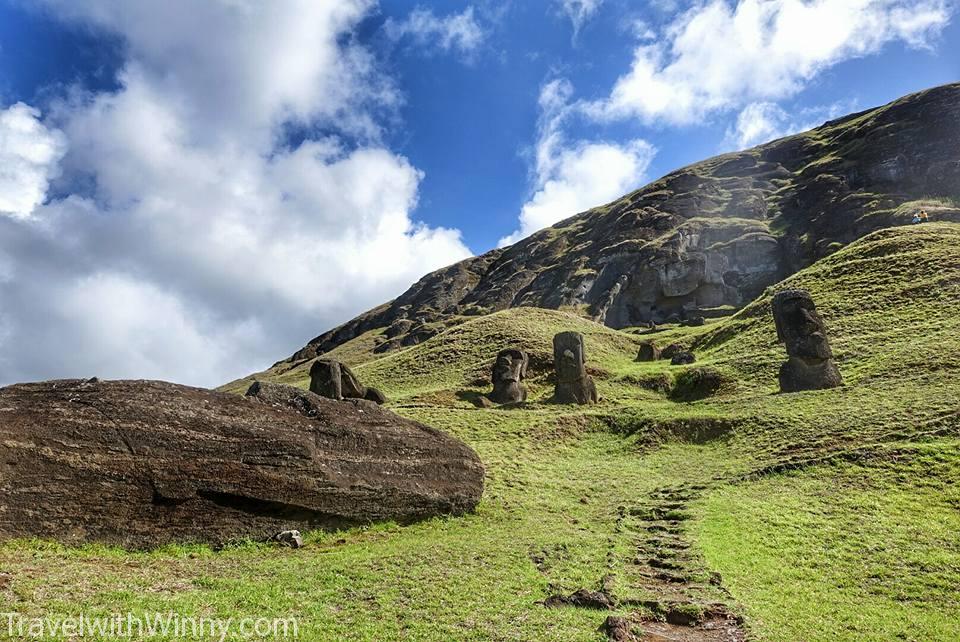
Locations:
286;83;960;364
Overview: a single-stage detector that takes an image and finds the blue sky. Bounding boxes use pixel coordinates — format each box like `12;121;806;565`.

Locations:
0;0;957;386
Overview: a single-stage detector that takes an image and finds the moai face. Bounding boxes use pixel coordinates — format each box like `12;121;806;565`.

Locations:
309;359;343;400
489;349;529;404
773;290;833;361
554;332;587;382
493;349;528;385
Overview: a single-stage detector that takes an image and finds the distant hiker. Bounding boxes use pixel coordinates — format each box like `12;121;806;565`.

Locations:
912;213;922;224
920;210;930;223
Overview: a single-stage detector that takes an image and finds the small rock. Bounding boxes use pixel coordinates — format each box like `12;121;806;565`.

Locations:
0;572;11;588
682;315;706;327
670;351;696;365
84;377;100;384
473;395;496;409
273;530;303;549
600;616;636;642
543;588;614;610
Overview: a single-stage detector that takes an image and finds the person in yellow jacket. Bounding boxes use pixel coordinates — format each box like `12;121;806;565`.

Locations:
919;210;930;223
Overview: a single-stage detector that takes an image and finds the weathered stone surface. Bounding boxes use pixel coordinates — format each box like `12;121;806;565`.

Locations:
553;332;599;404
636;342;661;362
309;358;386;405
0;379;484;548
773;289;843;392
488;348;529;404
671;351;697;366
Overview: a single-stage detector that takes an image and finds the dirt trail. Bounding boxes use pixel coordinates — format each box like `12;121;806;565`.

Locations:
606;484;746;641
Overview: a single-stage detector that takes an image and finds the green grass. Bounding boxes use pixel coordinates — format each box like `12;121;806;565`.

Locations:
694;441;960;641
3;223;960;640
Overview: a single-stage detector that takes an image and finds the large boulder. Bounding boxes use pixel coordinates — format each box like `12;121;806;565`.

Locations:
0;379;484;548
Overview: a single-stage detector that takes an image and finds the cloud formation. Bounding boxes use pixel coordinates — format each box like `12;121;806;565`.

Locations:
724;100;852;148
0;0;471;387
499;80;655;246
384;6;486;56
585;0;951;125
0;103;67;219
556;0;604;36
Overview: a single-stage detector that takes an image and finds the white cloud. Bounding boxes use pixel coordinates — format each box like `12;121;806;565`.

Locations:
0;103;67;218
556;0;604;36
724;100;854;148
585;0;952;125
499;79;656;246
384;6;486;56
0;0;472;388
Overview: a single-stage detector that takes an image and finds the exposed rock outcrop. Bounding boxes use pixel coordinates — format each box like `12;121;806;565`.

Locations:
0;379;484;548
246;84;960;375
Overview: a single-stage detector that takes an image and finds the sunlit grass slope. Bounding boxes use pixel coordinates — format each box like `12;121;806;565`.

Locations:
2;223;959;641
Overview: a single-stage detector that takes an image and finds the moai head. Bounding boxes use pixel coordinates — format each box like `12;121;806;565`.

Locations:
553;332;598;404
489;348;529;404
309;359;343;400
773;289;833;361
773;289;842;392
554;332;588;383
492;349;528;385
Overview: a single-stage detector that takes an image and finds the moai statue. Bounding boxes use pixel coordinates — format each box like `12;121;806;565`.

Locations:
309;358;387;404
772;289;843;393
488;348;529;404
553;332;599;404
636;342;661;362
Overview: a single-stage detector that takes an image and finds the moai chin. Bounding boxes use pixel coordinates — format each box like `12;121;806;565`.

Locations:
772;289;843;393
488;348;529;404
553;332;599;404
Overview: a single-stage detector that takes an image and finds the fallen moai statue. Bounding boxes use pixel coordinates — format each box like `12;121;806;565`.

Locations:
488;348;529;404
309;358;386;404
772;289;843;392
0;379;484;548
553;331;599;404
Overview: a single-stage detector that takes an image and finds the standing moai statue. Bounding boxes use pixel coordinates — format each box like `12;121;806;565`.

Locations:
553;332;599;404
772;289;843;393
488;348;529;404
309;358;387;404
636;342;661;362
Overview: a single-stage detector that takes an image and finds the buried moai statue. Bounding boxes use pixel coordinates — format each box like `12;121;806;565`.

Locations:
488;348;529;404
553;332;599;404
309;358;387;404
772;289;843;393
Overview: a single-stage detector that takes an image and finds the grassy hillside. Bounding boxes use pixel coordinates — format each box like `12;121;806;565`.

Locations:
3;223;959;641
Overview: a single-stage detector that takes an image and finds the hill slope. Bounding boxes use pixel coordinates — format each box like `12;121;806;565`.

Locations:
265;83;960;372
12;223;960;641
